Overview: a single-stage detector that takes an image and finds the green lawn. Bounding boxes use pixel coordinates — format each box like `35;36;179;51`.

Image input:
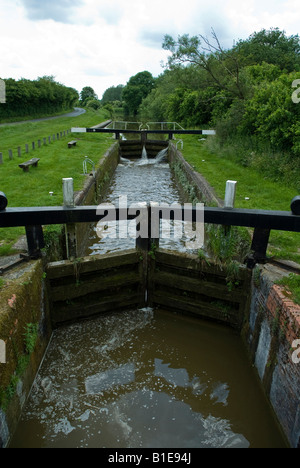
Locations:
179;135;300;264
0;108;113;255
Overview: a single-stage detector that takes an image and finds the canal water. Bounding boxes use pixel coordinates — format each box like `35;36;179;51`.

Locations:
9;154;287;448
87;155;190;255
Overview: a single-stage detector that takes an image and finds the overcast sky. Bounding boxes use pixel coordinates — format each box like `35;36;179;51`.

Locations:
1;0;300;99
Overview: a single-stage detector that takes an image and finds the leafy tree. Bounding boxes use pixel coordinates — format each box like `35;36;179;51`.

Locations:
86;99;101;110
80;86;98;106
163;29;246;100
240;71;300;153
0;77;78;120
235;28;300;72
101;85;124;104
122;71;156;115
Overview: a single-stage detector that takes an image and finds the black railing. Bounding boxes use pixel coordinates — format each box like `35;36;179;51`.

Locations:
0;194;299;268
71;127;213;141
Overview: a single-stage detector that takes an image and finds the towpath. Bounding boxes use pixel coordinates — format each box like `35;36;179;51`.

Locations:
0;107;86;127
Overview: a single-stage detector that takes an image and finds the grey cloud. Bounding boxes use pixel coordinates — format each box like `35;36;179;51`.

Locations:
20;0;83;23
138;31;166;49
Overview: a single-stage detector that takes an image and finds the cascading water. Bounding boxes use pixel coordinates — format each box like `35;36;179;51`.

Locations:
87;152;192;255
155;148;168;163
141;145;148;160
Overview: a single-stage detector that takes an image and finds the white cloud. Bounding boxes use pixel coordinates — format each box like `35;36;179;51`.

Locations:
0;0;300;99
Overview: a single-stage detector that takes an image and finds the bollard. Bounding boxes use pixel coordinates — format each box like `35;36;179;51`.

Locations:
32;142;35;150
0;191;8;211
18;146;21;158
8;149;13;160
25;144;29;153
0;153;3;165
224;180;237;209
291;196;300;215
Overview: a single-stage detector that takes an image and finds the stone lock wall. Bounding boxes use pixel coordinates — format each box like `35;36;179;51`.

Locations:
245;264;300;448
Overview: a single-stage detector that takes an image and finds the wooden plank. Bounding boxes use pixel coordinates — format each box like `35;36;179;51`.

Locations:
51;292;141;326
153;271;245;303
155;249;250;279
155;249;251;281
47;249;139;279
152;292;242;328
51;270;140;302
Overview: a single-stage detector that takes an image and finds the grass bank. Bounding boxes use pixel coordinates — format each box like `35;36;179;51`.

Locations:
0;108;113;255
179;134;300;264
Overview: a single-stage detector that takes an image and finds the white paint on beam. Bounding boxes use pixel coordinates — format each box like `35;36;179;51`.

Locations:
71;127;87;133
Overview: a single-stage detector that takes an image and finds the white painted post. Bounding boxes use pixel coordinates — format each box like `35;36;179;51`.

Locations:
224;180;237;209
63;178;77;259
0;339;6;364
63;178;74;207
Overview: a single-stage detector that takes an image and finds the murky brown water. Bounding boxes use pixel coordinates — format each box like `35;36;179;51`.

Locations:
10;308;287;448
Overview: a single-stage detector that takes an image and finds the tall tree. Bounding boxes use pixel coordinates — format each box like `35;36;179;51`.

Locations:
101;85;124;104
235;28;300;72
122;71;156;115
80;86;98;105
163;29;246;100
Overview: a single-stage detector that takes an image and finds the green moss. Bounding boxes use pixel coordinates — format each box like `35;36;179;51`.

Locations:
0;261;47;412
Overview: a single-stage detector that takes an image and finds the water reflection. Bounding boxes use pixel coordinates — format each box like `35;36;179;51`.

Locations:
10;309;287;448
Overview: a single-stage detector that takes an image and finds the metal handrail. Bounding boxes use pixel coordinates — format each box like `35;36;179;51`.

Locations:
83;156;96;177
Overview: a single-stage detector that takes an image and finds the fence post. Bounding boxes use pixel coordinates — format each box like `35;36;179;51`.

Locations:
0;153;3;165
17;146;21;158
8;149;13;160
63;178;77;260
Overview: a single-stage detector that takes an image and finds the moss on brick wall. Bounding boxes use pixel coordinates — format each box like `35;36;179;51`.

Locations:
0;260;51;446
